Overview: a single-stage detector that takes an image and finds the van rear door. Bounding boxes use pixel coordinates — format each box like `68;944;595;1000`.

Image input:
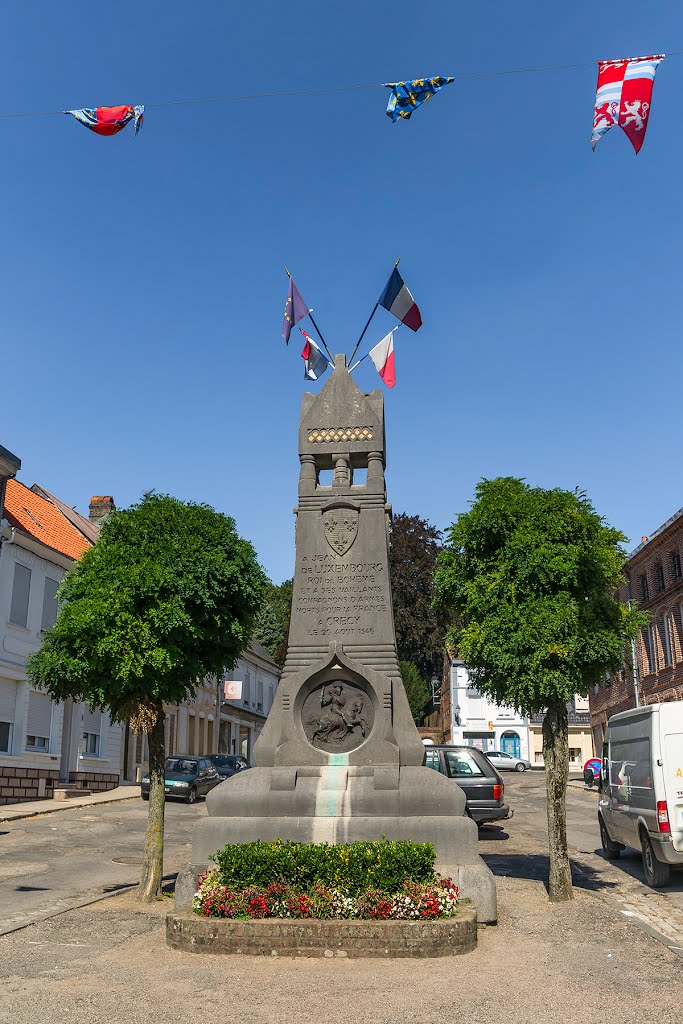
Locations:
663;732;683;854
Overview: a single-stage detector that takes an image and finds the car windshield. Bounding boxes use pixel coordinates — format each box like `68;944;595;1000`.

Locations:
165;758;198;774
212;756;241;768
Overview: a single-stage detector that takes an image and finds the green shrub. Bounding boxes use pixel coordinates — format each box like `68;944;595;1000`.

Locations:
209;838;436;896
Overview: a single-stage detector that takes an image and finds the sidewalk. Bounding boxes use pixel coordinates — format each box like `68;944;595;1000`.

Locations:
0;784;139;823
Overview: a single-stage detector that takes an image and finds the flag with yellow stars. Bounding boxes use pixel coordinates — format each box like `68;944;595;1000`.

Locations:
384;76;454;122
281;276;309;344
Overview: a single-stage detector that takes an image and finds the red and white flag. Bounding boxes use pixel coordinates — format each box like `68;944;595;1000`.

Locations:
591;54;664;154
368;331;396;389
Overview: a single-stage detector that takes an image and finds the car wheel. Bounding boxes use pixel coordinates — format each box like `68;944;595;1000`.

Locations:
141;792;149;801
599;816;621;859
515;762;526;772
187;787;197;805
641;830;670;888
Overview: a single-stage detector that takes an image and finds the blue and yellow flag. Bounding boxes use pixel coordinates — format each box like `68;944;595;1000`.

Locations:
384;76;454;122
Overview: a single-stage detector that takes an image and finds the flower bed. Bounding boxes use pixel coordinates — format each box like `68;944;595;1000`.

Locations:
192;838;462;921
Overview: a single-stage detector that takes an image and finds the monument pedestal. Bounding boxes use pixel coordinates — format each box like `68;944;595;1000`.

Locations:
185;355;496;923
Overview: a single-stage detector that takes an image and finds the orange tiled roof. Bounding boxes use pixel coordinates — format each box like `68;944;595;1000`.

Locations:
3;478;93;561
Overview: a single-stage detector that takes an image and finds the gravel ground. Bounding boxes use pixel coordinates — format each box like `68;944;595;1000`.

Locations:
1;852;681;1024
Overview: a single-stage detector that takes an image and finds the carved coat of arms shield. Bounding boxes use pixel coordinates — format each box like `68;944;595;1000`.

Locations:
322;502;359;556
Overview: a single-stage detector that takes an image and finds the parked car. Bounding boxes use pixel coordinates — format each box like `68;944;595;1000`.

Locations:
423;744;512;825
598;702;683;887
206;754;251;780
484;750;531;773
140;756;220;804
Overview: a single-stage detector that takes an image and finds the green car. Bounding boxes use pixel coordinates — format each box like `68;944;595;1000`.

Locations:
140;756;220;804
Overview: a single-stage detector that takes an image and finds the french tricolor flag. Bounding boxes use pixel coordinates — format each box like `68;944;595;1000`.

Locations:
368;331;396;389
378;267;422;331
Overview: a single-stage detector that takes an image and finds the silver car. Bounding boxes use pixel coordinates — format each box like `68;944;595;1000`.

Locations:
485;750;531;773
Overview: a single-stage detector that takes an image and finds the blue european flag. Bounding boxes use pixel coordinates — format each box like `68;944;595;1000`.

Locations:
384;76;454;122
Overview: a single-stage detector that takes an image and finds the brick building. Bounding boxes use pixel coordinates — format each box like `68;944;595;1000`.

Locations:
589;505;683;752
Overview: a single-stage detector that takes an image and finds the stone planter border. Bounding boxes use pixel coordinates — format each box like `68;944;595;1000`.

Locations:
166;905;477;958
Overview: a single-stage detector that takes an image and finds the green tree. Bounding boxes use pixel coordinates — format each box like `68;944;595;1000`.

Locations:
27;494;266;901
434;478;644;902
390;513;448;681
399;660;431;725
259;578;293;667
252;597;285;659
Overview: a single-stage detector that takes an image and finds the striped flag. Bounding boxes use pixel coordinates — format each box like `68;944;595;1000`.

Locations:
300;329;329;381
378;267;422;331
368;331;396;389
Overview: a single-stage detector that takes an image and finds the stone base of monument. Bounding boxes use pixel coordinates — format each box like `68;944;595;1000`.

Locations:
166;906;478;957
182;764;498;924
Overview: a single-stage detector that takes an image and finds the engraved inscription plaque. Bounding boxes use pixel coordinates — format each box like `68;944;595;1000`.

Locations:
302;682;373;752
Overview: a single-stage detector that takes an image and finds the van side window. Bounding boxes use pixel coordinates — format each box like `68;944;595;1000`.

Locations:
424;749;442;773
609;737;654;808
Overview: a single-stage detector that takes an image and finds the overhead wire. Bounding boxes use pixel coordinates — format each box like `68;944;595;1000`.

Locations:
0;52;680;121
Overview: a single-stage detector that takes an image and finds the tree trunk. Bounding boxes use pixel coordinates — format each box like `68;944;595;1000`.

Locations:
542;700;573;902
139;704;166;902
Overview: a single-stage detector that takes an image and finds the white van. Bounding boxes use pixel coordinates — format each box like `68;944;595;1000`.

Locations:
598;702;683;886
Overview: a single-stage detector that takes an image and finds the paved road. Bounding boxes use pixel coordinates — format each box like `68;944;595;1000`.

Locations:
0;795;207;934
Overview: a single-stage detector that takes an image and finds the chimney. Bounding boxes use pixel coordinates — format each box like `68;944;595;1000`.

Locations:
0;444;21;522
89;496;116;524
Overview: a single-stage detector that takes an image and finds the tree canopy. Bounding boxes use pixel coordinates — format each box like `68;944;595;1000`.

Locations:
390;513;448;681
434;478;642;711
253;579;293;667
399;660;431;725
27;493;267;720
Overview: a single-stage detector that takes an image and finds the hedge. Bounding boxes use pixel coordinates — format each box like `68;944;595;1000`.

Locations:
210;838;436;896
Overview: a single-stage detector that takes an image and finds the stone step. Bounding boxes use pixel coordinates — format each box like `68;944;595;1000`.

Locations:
52;785;92;801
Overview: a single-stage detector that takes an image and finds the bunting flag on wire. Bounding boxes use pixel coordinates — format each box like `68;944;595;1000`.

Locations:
63;104;144;136
591;55;664;153
281;276;309;344
379;266;422;331
384;76;454;121
368;331;396;388
300;329;330;381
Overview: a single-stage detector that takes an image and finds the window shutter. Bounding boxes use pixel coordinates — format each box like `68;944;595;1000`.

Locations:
82;706;102;734
0;680;17;724
27;691;53;739
41;578;59;630
10;563;31;627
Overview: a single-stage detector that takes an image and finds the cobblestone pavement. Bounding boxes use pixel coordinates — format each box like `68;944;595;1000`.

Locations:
490;771;683;956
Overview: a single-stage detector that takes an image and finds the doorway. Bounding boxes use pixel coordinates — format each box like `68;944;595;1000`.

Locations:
501;731;521;758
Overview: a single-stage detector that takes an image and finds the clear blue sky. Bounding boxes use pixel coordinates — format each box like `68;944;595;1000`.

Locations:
2;4;681;583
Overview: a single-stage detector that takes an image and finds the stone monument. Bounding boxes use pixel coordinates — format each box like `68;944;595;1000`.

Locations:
188;355;496;921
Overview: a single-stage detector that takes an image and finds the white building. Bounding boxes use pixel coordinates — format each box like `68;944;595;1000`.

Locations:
448;659;531;760
0;450;122;804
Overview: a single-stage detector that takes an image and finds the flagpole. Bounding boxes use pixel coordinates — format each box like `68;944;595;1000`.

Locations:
285;267;335;364
347;258;400;366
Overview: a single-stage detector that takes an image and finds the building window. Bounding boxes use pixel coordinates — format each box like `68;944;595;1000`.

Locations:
0;680;17;753
0;721;12;753
9;563;31;627
568;747;582;764
639;574;649;601
645;624;657;674
243;668;251;705
671;551;682;581
41;577;59;631
25;690;52;752
257;676;264;712
661;615;672;667
82;733;100;756
654;563;665;593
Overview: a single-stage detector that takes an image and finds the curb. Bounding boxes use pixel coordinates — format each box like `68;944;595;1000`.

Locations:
0;790;140;824
0;872;179;938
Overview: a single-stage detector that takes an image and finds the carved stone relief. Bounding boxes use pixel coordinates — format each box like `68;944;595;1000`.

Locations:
302;681;373;752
